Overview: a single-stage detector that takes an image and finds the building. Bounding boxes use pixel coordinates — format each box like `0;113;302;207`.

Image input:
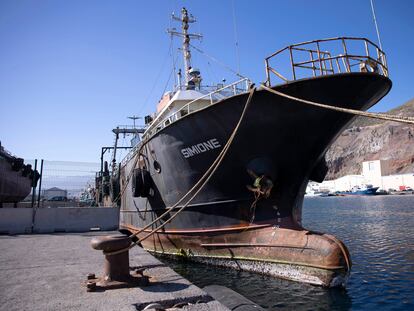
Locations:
315;160;414;192
42;187;68;201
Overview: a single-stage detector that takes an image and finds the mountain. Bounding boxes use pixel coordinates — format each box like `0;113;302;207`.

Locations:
326;98;414;180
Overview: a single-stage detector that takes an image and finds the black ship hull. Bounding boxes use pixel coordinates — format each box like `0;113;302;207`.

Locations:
119;72;391;286
0;157;33;204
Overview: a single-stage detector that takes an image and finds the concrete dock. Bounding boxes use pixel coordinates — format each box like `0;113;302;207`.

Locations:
0;232;228;311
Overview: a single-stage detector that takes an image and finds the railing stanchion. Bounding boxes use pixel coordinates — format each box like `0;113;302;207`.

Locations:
335;58;341;73
265;59;271;86
328;53;334;74
316;41;323;75
341;38;351;73
382;51;388;76
288;46;296;80
309;51;316;77
364;40;369;58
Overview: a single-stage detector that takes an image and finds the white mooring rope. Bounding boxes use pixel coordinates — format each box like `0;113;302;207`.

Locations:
260;84;414;125
106;87;256;256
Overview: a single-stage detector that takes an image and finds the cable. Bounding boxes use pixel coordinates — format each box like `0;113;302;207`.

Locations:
231;0;241;75
370;0;383;50
137;40;174;115
261;84;414;125
189;43;246;80
161;53;180;96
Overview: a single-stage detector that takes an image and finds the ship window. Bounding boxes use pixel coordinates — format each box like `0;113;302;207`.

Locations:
153;160;161;173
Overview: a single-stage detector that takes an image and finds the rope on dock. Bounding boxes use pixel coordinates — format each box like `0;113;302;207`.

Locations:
106;87;257;256
260;84;414;125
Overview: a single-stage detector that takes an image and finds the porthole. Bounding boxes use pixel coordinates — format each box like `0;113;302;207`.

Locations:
153;160;161;173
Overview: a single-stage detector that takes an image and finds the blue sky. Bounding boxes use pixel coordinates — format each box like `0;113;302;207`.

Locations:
0;0;413;162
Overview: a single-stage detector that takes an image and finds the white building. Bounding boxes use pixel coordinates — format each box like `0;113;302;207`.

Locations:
42;187;68;200
315;160;414;192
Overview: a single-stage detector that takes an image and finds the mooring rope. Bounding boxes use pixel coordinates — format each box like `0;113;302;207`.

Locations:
106;87;256;256
260;84;414;125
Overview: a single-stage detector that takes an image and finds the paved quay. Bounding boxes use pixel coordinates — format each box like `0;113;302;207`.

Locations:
0;232;228;311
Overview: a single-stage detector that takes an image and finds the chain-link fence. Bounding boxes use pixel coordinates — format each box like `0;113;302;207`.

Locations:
5;160;100;208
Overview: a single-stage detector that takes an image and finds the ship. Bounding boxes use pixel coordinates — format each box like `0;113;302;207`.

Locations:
340;184;379;196
101;8;391;287
0;142;38;205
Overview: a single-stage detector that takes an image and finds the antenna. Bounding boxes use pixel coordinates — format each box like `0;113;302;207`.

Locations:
167;8;203;87
370;0;383;50
232;0;241;75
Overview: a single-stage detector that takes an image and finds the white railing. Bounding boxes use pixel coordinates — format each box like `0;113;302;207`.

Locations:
144;78;251;137
265;37;388;85
121;78;251;167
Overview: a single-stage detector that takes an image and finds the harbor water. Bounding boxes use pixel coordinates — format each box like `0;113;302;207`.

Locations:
159;195;414;311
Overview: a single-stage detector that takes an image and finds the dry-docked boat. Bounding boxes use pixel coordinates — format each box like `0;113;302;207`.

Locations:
0;143;38;204
110;8;391;287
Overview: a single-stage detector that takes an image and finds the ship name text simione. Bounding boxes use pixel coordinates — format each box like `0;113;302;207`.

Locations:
181;138;221;158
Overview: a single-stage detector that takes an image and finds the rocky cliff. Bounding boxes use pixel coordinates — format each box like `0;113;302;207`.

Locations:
326;98;414;180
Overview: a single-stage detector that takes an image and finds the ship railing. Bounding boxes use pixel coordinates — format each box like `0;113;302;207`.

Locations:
264;37;388;86
145;78;251;138
115;125;140;129
120;78;251;167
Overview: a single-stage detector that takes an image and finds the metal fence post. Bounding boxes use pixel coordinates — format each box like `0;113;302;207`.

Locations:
31;159;37;208
37;159;44;207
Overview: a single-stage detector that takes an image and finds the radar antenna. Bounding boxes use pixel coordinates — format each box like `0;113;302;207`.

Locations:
127;115;141;129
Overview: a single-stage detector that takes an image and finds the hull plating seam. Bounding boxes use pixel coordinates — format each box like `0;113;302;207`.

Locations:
200;243;315;250
121;198;248;213
120;223;274;234
149;249;345;271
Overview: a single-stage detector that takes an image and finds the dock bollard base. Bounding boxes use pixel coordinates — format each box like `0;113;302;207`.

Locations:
86;235;150;292
85;272;149;292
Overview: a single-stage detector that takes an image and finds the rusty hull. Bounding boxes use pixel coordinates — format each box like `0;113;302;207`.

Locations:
121;223;351;287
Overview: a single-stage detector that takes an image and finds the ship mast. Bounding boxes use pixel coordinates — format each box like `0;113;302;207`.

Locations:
168;8;202;89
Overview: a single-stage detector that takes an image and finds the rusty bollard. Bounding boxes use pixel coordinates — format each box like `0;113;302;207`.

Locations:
85;235;149;291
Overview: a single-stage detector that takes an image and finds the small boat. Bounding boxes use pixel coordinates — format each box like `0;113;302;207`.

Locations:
340;184;379;196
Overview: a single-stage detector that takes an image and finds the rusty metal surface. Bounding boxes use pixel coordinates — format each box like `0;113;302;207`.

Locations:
88;234;149;291
91;235;131;252
84;271;149;292
123;224;351;287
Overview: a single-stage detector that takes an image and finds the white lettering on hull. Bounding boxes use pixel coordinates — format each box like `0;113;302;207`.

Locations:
181;138;222;158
